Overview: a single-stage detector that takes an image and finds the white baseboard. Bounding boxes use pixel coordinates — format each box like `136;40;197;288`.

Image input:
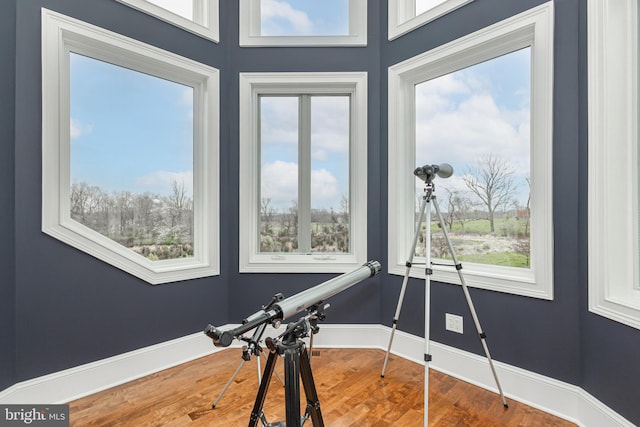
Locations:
0;332;222;404
0;324;633;427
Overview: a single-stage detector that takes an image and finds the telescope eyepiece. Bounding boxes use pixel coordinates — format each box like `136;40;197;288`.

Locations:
204;324;234;348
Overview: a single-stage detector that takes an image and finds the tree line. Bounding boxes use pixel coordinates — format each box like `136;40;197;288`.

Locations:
260;195;350;253
70;180;193;260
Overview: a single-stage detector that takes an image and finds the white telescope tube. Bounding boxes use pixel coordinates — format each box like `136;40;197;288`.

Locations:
205;261;381;347
276;260;381;319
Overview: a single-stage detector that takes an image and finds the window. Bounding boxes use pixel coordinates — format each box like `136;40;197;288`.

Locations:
388;2;553;299
69;53;198;262
116;0;219;42
239;0;366;46
588;0;640;329
239;72;368;272
42;8;220;284
414;48;532;269
388;0;474;41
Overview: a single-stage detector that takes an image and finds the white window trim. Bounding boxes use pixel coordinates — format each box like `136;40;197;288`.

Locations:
388;0;474;41
588;0;640;329
239;0;366;47
41;8;220;285
115;0;219;42
388;2;554;299
239;72;368;273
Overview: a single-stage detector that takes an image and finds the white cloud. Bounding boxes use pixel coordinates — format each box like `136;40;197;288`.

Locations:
310;168;339;203
261;161;298;210
310;96;350;154
414;69;531;205
261;161;340;210
261;0;313;35
134;170;193;196
415;75;530;176
260;97;299;147
70;118;93;140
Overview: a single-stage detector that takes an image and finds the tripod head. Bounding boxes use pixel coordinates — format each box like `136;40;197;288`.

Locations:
267;303;329;351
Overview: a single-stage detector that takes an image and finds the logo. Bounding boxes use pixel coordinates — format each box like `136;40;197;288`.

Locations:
1;405;68;426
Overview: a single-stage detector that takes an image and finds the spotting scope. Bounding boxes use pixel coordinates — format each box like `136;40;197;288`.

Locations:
205;260;381;347
414;163;454;182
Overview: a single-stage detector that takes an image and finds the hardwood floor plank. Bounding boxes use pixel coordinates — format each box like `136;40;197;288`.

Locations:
68;348;575;426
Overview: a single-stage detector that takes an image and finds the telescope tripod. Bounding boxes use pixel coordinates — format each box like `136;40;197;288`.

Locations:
249;309;325;427
381;179;508;421
211;322;284;410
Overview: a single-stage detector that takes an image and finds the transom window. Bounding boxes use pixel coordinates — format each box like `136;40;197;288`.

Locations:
116;0;219;41
259;0;349;36
239;0;366;46
388;0;474;40
239;72;368;273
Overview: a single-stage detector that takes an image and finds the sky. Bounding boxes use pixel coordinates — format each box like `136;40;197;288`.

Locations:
70;52;194;197
415;47;532;208
259;0;349;36
70;1;531;211
259;96;350;212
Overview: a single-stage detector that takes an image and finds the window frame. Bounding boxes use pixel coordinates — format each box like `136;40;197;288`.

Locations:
387;2;554;299
588;0;640;329
388;0;474;41
239;72;368;273
239;0;367;47
41;8;220;285
115;0;219;42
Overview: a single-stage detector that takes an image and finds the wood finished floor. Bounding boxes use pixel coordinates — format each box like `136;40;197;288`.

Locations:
68;348;576;426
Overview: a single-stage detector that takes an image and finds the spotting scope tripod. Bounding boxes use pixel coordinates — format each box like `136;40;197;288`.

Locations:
380;164;507;424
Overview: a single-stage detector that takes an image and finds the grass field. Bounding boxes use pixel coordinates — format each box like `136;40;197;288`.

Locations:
429;217;529;237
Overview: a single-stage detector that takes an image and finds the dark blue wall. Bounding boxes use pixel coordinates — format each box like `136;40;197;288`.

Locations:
0;0;17;393
11;0;229;381
380;0;582;385
2;0;640;424
224;0;384;327
576;0;640;423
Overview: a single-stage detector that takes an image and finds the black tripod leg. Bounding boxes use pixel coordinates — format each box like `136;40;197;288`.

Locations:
283;347;302;427
249;350;278;427
300;348;324;427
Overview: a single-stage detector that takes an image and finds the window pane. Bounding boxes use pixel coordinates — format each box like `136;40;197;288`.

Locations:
416;0;448;16
414;48;531;268
259;96;299;253
146;0;194;20
69;53;194;261
310;96;350;253
260;0;349;36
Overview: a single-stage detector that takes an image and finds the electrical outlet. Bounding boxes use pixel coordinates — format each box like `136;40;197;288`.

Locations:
445;313;463;334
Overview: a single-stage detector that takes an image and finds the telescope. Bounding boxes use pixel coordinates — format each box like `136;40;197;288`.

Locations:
414;163;453;182
205;260;381;347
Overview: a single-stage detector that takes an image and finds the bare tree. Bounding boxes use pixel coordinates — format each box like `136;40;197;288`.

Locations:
524;177;531;236
463;155;517;233
168;180;188;227
261;197;275;234
442;188;461;231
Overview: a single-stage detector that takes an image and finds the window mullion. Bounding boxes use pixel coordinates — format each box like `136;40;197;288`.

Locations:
298;95;312;253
